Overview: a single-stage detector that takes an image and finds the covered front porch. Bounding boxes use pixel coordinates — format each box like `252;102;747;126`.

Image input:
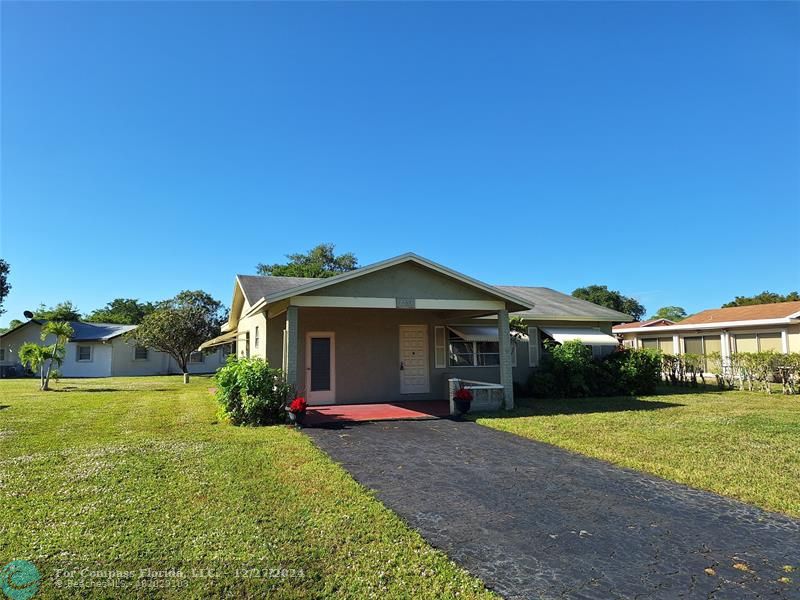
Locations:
280;304;517;409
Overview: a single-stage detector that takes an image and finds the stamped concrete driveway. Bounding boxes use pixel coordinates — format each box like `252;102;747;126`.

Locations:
306;419;800;599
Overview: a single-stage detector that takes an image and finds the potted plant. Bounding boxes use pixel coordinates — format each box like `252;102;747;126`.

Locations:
286;396;308;426
453;386;473;415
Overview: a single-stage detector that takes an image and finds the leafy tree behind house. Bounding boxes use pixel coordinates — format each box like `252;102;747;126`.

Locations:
256;243;358;278
571;285;645;321
127;290;227;381
34;301;82;322
722;291;800;308
85;298;157;325
0;259;10;317
649;306;688;322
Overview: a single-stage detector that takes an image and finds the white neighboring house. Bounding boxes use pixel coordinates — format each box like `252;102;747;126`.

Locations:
0;320;230;378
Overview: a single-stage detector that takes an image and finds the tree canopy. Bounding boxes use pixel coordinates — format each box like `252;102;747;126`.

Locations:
571;285;646;321
0;259;10;317
127;290;227;377
256;243;358;278
722;291;800;308
649;306;687;322
34;301;81;322
85;298;157;325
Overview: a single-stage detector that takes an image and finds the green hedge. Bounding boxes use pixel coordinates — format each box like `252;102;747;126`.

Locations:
214;357;294;425
527;341;661;398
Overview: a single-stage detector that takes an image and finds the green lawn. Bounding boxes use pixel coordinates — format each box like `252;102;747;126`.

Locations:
474;387;800;517
0;377;493;599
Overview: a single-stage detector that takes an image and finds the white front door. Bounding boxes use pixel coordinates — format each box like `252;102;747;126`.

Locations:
399;325;430;394
306;332;335;405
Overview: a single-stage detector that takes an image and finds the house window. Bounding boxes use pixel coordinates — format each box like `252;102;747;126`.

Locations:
134;345;149;360
254;326;260;349
77;346;92;362
0;349;5;361
448;331;501;367
189;351;204;364
221;343;234;361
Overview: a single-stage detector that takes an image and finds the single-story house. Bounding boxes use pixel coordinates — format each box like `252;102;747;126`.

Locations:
0;320;229;378
200;253;632;408
614;301;800;370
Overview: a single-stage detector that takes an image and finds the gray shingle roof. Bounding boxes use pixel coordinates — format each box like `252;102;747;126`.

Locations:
236;275;320;305
496;286;633;322
68;322;137;341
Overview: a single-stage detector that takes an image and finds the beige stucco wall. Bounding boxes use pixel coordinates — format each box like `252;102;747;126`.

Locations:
235;311;267;360
620;322;800;354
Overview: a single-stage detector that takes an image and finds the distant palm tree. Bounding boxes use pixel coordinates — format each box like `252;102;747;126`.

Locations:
19;343;53;390
40;321;74;390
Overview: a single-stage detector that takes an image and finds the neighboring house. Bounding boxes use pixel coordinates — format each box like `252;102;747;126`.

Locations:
613;301;800;370
200;253;632;408
0;320;228;378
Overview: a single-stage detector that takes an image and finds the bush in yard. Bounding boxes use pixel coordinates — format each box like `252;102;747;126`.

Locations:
601;348;662;396
528;340;595;398
215;357;294;426
528;342;661;398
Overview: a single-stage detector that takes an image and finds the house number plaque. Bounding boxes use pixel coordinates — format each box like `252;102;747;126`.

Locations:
396;297;416;309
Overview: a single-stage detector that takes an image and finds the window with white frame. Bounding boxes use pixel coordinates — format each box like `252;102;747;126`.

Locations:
189;351;204;364
77;345;92;362
254;326;260;349
448;330;501;367
134;345;149;360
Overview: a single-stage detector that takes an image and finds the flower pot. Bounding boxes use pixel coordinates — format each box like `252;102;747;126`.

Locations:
288;411;306;426
453;398;471;415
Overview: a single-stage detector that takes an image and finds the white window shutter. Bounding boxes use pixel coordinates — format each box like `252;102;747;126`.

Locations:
434;326;446;368
528;326;540;367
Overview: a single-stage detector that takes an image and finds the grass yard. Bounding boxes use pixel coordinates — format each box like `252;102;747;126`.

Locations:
474;387;800;518
0;376;493;599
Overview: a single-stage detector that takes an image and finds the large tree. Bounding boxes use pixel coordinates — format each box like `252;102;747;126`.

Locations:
34;301;81;322
722;291;800;308
256;243;358;278
86;298;157;325
127;290;227;382
572;285;646;321
0;259;10;317
649;306;687;322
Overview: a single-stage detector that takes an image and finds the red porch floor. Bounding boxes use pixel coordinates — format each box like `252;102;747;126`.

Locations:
304;400;450;427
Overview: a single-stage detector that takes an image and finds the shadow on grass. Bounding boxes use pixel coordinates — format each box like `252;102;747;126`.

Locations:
0;405;9;410
480;396;685;418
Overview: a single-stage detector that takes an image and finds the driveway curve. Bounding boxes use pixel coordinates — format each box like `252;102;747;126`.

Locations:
306;418;799;599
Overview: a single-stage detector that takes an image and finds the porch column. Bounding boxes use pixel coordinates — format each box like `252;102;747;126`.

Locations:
286;306;299;388
497;308;514;410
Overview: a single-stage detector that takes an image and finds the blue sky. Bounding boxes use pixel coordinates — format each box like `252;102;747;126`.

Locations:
1;1;798;326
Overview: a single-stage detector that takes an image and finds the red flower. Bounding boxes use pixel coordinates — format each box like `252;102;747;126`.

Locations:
288;396;307;413
453;387;472;401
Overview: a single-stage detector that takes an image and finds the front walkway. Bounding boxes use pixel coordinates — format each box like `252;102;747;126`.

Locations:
304;400;449;426
306;419;800;599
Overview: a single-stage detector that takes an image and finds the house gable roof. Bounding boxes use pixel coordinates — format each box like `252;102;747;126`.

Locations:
257;253;534;311
0;320;135;342
497;286;633;322
677;301;800;325
613;318;674;331
236;275;320;307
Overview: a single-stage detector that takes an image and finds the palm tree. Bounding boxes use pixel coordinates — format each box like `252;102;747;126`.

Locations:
19;343;53;390
40;321;74;390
